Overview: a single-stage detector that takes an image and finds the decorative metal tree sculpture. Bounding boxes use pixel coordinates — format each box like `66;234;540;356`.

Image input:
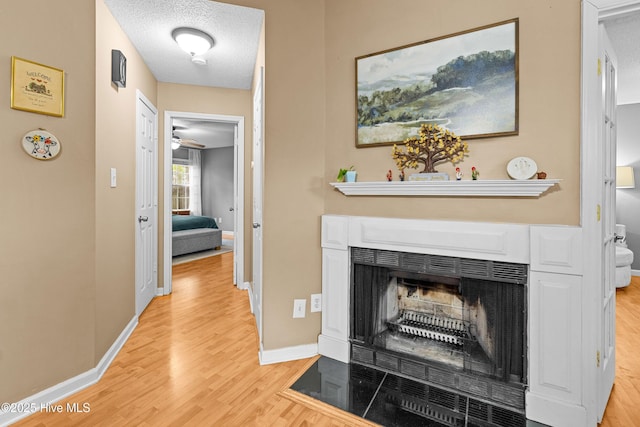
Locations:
392;123;468;173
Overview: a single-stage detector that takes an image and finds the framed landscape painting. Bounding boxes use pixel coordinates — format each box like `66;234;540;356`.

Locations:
356;19;518;147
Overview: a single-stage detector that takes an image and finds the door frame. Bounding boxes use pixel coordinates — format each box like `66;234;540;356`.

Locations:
252;67;265;347
162;111;245;295
135;90;158;315
581;0;640;424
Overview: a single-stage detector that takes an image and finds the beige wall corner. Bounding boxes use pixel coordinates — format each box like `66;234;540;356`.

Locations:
223;0;582;354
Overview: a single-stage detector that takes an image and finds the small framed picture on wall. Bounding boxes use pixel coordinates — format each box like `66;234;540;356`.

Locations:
11;56;65;117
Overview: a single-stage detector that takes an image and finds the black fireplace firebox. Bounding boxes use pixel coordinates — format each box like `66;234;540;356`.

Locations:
350;247;527;426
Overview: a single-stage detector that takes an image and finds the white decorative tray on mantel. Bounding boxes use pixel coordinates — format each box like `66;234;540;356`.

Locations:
330;179;561;197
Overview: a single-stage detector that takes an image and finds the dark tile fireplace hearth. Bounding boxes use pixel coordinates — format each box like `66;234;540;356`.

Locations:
291;356;534;427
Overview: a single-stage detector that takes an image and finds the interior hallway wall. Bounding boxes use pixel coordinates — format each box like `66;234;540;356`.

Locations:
616;103;640;270
202;147;235;232
0;0;97;403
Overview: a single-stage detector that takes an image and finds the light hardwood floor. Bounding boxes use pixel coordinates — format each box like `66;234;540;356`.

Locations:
14;256;640;426
15;253;351;427
599;275;640;427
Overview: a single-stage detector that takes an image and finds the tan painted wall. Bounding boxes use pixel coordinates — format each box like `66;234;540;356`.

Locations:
323;0;581;225
95;0;157;358
224;0;328;350
156;83;253;284
0;1;97;403
0;0;157;403
223;0;581;352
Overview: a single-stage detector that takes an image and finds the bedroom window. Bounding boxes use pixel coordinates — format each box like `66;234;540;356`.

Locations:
172;164;191;210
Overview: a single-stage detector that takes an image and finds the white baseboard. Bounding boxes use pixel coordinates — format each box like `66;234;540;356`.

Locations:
526;391;587;427
155;287;165;296
258;342;318;366
318;334;350;363
0;316;138;427
247;283;254;314
95;315;138;379
632;269;639;277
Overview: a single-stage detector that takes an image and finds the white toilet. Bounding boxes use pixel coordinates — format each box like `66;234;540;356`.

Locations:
615;224;634;288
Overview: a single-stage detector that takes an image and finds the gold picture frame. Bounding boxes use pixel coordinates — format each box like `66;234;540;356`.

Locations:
11;56;65;117
356;19;518;147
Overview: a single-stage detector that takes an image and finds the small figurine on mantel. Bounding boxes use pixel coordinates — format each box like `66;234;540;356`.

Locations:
471;166;479;180
387;169;393;181
399;170;405;181
455;167;463;180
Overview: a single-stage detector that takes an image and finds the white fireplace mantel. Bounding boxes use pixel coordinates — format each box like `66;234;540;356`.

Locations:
319;214;586;426
330;179;560;197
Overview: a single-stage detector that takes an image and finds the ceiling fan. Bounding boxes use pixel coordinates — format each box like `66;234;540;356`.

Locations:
172;126;205;149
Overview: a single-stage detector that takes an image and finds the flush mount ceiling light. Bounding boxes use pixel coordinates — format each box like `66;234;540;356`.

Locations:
172;27;214;63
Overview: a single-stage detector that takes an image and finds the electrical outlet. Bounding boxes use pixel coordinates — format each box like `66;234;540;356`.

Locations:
310;294;322;312
293;299;306;318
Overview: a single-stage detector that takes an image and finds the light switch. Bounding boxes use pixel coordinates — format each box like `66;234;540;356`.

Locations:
110;168;117;188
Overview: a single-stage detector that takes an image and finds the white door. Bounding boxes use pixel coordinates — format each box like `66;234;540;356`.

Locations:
597;23;618;420
136;92;158;316
233;124;239;285
252;68;264;341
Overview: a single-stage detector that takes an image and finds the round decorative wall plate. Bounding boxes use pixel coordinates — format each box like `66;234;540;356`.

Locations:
507;156;537;180
22;129;61;160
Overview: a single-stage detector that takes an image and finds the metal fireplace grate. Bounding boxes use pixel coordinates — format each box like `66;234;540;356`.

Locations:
389;309;469;346
351;247;527;284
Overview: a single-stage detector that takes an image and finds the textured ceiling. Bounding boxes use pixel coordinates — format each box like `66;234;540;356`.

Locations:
104;0;264;149
172;118;236;149
103;0;264;90
605;11;640;105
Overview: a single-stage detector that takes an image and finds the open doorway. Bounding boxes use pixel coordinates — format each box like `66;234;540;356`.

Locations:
163;111;245;295
581;1;640;424
603;9;640;276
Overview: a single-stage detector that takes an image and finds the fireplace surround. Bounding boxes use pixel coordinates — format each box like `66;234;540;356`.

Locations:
320;215;586;426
